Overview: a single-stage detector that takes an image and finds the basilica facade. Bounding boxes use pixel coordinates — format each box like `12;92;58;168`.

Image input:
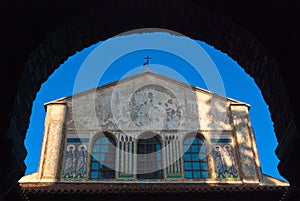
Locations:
18;71;289;201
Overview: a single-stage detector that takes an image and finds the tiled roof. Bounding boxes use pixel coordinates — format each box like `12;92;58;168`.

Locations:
20;182;289;194
18;182;291;201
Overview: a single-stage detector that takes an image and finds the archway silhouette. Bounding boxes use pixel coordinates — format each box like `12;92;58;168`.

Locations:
23;35;286;184
2;0;299;199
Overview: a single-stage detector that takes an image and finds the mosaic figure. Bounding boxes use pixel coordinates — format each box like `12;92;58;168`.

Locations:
223;145;238;178
75;145;88;178
63;145;76;178
213;145;226;178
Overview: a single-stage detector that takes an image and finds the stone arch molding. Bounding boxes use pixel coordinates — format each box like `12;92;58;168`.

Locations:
14;0;293;189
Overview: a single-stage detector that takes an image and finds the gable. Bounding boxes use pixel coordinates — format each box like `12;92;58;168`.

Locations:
58;71;241;131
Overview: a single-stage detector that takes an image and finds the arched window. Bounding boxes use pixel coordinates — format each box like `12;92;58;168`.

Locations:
137;136;163;179
183;136;209;179
90;134;116;179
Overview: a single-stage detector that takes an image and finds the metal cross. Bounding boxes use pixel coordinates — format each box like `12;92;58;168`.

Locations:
143;55;152;66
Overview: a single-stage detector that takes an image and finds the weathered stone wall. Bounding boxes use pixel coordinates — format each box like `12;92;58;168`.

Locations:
38;103;67;181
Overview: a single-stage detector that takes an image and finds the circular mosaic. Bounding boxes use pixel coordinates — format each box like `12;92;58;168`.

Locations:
129;84;182;130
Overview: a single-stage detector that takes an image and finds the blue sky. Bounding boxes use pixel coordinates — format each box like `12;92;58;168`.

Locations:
24;32;286;181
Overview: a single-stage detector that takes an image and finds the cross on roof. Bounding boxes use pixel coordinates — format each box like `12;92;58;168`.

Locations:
143;55;151;66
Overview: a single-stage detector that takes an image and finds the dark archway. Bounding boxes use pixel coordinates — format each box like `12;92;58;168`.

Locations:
1;0;299;199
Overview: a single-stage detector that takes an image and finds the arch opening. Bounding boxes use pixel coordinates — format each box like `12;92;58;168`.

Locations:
6;4;296;196
23;32;286;184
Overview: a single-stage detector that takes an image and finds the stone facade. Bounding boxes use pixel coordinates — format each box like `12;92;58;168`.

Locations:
25;71;271;184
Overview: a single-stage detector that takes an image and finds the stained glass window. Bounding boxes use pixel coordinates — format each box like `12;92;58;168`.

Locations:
183;136;209;179
90;135;116;179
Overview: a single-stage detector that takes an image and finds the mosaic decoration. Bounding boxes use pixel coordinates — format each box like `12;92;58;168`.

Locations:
129;85;182;130
163;133;182;178
118;134;135;178
62;138;89;179
63;144;76;178
212;141;238;179
65;74;235;133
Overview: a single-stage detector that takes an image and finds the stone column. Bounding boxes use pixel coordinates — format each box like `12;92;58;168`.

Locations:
229;103;260;183
37;102;66;181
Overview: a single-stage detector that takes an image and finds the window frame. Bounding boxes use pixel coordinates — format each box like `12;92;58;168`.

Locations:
89;132;117;179
136;134;164;179
182;134;210;179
